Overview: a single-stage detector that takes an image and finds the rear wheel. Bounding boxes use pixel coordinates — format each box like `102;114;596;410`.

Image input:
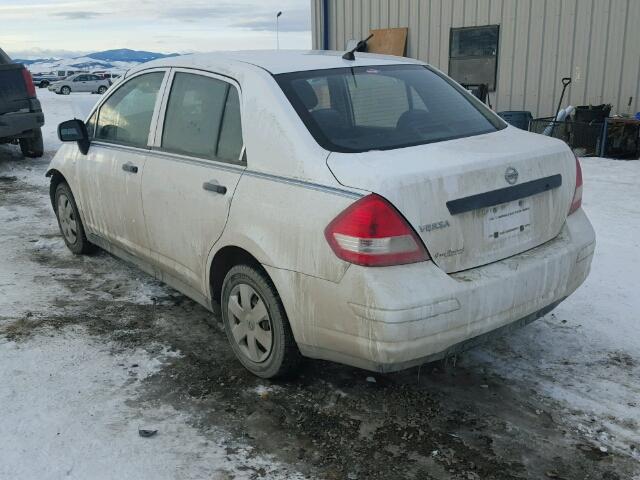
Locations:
40;80;49;88
19;128;44;158
61;86;71;95
221;265;301;378
54;182;95;254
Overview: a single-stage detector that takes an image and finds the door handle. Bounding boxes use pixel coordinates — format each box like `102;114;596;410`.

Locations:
122;162;138;173
202;181;227;195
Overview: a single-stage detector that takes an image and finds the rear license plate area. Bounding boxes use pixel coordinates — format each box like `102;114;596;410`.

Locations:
484;199;531;241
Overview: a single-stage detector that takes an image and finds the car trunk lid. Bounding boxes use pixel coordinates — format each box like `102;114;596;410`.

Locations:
327;128;576;273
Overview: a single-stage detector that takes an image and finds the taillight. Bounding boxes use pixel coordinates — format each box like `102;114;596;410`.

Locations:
569;156;583;215
324;194;430;267
21;68;36;97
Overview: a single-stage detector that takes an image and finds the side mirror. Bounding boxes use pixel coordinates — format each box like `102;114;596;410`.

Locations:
58;119;90;155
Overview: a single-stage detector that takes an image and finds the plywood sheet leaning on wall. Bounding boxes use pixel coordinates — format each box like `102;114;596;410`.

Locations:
366;28;408;56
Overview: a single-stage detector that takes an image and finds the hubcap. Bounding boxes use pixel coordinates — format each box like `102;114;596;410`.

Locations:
57;194;77;244
227;284;273;363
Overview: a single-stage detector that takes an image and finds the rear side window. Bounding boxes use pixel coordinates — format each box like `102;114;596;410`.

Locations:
277;64;505;153
96;72;164;148
161;72;244;164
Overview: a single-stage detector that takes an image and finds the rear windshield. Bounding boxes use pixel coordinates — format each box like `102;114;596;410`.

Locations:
276;64;505;153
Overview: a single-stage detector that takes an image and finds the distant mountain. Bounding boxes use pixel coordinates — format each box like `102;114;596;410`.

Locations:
25;48;179;74
86;49;179;63
13;57;59;65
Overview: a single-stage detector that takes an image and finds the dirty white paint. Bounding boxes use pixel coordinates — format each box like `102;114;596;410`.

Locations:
47;52;594;373
328;125;576;273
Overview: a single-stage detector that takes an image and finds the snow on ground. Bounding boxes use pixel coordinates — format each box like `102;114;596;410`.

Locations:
0;332;303;480
471;156;640;458
0;88;639;479
0;90;304;480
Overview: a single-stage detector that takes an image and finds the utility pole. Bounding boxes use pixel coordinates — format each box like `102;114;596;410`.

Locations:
276;11;282;50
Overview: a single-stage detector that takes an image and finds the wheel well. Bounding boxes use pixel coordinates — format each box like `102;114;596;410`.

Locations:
47;169;67;211
209;246;268;306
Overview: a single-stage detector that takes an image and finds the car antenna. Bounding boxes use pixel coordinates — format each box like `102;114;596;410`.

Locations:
342;34;374;61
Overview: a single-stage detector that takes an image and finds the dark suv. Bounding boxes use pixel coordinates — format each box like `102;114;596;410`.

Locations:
0;48;45;157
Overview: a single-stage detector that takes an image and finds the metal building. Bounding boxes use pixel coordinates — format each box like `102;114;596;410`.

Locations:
311;0;640;117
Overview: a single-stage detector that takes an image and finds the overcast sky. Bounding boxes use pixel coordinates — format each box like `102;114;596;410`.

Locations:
0;0;312;58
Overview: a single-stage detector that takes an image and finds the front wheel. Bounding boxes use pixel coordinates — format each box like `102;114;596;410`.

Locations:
61;86;71;95
54;182;95;255
97;86;107;94
221;265;301;378
19;128;44;158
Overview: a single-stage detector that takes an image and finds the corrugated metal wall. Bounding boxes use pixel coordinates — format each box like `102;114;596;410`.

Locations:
311;0;640;117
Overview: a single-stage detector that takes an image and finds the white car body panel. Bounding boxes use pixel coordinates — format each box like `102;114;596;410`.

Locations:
328;126;576;273
48;73;110;94
267;210;594;371
46;50;596;372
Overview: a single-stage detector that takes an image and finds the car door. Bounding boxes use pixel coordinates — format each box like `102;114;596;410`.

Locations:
76;69;169;260
141;69;245;294
85;74;99;91
73;75;89;92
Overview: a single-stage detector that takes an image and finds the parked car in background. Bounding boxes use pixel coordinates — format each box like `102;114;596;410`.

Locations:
48;51;595;378
31;72;60;88
92;71;122;85
56;69;79;78
48;73;110;95
0;48;44;157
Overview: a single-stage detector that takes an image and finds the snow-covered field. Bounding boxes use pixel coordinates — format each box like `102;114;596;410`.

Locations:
0;89;639;479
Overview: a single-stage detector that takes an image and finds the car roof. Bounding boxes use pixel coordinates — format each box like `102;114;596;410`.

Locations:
127;50;423;77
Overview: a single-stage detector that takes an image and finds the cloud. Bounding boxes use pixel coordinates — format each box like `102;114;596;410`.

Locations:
6;48;88;60
232;9;310;32
53;10;103;20
161;4;247;21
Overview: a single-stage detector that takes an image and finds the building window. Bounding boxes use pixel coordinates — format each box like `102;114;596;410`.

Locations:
449;25;499;91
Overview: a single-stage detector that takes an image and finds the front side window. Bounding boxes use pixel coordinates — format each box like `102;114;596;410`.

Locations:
96;72;164;148
277;64;505;153
86;111;97;138
161;72;244;163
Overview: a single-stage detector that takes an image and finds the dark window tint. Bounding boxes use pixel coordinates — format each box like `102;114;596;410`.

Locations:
86;111;97;138
96;72;164;148
162;73;243;163
277;65;505;153
450;26;499;58
217;86;244;162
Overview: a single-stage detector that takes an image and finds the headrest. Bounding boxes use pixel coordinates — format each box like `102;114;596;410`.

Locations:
292;79;319;110
396;109;431;130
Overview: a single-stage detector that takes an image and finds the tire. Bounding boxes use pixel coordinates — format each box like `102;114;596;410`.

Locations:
40;80;49;88
61;86;71;95
98;86;107;94
19;128;44;158
54;182;95;255
221;264;301;378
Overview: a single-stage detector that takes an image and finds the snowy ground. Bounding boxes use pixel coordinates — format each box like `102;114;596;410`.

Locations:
0;89;639;479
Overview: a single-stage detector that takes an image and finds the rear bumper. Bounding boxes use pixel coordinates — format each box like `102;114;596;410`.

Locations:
0;110;44;139
267;209;595;372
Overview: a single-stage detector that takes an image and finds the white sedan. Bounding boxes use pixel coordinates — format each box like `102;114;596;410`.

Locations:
47;50;595;378
48;73;110;95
